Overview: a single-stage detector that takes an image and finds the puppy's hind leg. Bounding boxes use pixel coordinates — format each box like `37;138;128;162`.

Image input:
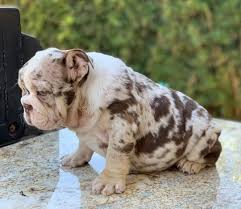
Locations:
202;139;222;166
177;126;222;174
177;158;207;174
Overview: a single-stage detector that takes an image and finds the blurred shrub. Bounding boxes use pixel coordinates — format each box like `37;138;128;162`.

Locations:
12;0;241;119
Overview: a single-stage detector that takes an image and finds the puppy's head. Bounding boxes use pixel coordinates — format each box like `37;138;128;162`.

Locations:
18;48;92;130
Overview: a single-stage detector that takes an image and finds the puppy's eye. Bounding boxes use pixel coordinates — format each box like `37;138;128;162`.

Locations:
36;91;48;97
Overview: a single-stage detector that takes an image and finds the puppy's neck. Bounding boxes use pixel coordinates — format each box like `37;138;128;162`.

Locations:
63;87;84;128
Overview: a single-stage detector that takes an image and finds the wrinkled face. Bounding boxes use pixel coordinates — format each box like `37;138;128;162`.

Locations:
18;48;90;130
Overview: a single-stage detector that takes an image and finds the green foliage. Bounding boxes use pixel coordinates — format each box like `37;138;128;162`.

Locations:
5;0;241;120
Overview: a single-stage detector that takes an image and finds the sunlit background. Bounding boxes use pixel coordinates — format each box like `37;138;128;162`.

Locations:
1;0;241;120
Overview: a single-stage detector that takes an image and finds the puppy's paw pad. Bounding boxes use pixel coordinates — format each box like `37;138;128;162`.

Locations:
60;154;87;168
115;184;125;194
60;155;71;166
177;158;206;174
92;176;126;195
190;163;206;174
102;184;115;196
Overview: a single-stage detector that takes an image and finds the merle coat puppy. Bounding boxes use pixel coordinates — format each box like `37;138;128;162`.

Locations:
18;48;222;195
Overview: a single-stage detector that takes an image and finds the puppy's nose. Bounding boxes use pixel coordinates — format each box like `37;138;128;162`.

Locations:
23;104;33;113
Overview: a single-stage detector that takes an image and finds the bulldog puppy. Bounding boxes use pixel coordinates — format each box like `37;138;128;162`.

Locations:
18;48;222;195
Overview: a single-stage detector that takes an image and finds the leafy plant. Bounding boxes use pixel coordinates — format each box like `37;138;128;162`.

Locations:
3;0;241;120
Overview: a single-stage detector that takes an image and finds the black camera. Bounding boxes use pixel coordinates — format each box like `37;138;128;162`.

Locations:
0;7;43;147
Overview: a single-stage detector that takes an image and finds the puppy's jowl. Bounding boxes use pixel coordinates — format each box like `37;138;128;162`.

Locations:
18;48;222;195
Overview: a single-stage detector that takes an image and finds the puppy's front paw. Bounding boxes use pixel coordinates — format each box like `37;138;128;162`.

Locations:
92;173;126;196
61;154;88;168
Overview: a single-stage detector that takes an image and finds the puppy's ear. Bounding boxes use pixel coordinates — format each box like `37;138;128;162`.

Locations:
63;49;91;83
